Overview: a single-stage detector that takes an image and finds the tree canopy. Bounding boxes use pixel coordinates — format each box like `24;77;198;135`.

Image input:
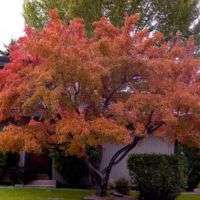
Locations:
0;11;200;195
0;9;200;154
24;0;200;36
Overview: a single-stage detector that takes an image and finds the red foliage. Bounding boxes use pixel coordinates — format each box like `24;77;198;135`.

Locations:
0;12;199;156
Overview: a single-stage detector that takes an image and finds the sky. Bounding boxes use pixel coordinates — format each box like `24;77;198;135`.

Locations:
0;0;24;50
0;1;199;51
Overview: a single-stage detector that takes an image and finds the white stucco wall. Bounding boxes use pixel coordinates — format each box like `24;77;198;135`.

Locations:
100;136;174;183
18;151;26;167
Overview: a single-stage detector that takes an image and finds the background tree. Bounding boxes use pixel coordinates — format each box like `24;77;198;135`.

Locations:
24;0;200;36
0;11;200;196
23;0;70;29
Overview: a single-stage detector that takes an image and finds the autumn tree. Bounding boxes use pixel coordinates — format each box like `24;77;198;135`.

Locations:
0;11;200;196
24;0;200;36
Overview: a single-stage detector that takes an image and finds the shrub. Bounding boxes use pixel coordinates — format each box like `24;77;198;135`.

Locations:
54;154;89;187
175;143;200;191
182;146;200;191
128;154;187;200
114;178;130;195
8;167;24;184
6;153;19;167
0;153;7;178
0;153;21;185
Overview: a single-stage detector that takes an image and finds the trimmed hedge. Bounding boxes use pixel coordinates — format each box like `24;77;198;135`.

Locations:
177;145;200;191
128;154;187;200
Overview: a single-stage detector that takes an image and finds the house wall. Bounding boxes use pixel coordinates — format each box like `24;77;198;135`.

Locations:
100;136;174;183
19;136;174;185
18;151;26;167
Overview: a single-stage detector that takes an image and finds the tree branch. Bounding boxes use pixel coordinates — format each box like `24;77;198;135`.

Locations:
103;76;128;109
102;136;141;174
149;121;165;133
113;137;141;165
85;159;104;180
145;110;154;130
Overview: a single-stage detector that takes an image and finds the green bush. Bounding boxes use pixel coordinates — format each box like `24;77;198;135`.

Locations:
114;178;130;195
128;154;187;200
0;153;7;178
8;167;24;184
0;153;21;185
53;147;102;187
54;154;89;187
178;145;200;191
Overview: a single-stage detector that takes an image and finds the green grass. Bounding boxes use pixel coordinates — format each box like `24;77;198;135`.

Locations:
130;191;200;200
177;193;200;200
0;188;198;200
0;188;91;200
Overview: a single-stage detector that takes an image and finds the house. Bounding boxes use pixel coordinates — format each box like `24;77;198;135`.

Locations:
100;136;174;183
17;136;174;187
0;55;9;68
0;56;175;187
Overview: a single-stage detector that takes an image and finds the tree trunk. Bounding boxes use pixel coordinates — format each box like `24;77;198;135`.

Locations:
96;184;108;196
86;136;142;197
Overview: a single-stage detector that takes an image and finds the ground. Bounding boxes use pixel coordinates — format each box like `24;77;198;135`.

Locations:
0;188;90;200
0;188;198;200
177;193;200;200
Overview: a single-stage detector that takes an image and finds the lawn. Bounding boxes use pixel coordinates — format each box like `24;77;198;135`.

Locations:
0;188;90;200
130;191;200;200
177;193;200;200
0;188;198;200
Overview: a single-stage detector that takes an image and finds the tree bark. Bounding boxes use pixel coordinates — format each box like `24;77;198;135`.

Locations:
86;136;142;197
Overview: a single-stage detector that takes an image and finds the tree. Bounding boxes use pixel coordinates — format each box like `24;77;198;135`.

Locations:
23;0;200;36
0;11;200;196
23;0;70;29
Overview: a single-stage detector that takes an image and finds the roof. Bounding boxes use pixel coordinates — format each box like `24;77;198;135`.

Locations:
0;56;9;68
